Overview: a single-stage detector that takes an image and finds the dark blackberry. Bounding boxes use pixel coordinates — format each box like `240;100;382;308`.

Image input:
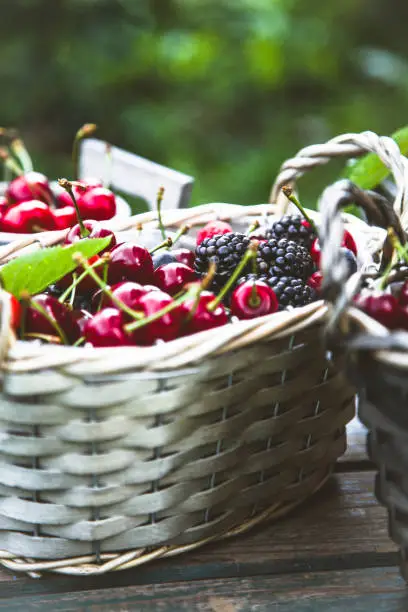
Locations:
195;232;250;291
257;238;314;280
263;275;316;309
266;215;316;247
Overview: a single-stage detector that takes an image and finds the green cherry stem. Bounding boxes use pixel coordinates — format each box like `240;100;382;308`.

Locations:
171;224;191;247
72;253;144;321
207;241;258;311
58;178;89;238
0;148;23;177
149;237;173;255
249;282;261;308
282;186;318;234
72;123;97;178
156;186;166;240
246;220;260;236
10;138;33;173
58;258;106;303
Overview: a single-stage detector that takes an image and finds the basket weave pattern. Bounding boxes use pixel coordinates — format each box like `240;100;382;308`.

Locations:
0;136;389;575
317;131;408;580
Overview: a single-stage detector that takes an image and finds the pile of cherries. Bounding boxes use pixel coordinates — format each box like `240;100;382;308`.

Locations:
354;275;408;331
2;204;360;348
0;172;117;233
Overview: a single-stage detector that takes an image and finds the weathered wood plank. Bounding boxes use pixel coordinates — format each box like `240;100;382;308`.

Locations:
0;471;396;599
0;567;406;611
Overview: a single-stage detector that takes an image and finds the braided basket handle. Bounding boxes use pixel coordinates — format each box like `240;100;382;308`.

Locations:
270;131;408;221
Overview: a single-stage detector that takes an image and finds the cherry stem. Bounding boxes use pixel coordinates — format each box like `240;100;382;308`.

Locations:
58;178;89;238
249;282;261;308
73;336;85;347
24;332;62;344
10;138;33;173
125;285;198;333
246;220;260;236
184;260;217;322
171;224;191;248
149;237;173;255
208;241;258;311
72;253;144;321
27;299;69;345
0;148;23;177
387;227;408;263
282;186;318;234
72;123;97;177
156;186;166;240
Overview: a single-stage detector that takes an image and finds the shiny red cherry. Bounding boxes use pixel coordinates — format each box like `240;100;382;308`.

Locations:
73;177;103;197
54;206;77;230
153;262;196;296
6;171;52;205
181;290;229;335
354;293;401;329
0;200;56;233
56;190;74;209
65;220;116;254
108;242;154;285
196;221;232;246
3;292;22;329
77;187;116;221
230;280;278;319
131;291;181;345
71;309;93;334
24;294;80;342
307;271;323;293
343;229;357;256
173;248;195;268
84;308;131;347
92;281;151;315
399;280;408;307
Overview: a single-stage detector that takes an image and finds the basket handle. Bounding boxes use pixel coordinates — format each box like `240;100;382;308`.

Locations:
269;131;408;221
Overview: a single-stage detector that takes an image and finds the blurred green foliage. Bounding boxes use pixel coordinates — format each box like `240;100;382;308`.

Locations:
1;0;408;211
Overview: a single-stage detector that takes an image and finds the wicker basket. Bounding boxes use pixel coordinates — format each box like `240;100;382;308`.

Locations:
316;132;408;580
0;132;388;578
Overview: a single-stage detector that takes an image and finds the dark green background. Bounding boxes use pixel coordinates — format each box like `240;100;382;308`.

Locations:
1;0;407;211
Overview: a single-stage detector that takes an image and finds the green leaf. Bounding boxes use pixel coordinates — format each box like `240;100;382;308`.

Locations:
0;237;111;298
344;125;408;190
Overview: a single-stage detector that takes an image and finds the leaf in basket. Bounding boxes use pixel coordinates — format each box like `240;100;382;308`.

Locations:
344;125;408;190
0;236;111;298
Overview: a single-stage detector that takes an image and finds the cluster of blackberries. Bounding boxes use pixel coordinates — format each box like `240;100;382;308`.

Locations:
195;215;321;309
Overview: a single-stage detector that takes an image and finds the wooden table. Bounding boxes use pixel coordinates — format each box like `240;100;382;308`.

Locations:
0;419;407;611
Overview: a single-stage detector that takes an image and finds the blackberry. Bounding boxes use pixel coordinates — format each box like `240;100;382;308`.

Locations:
263;275;316;309
257;238;314;280
195;232;251;291
266;215;315;247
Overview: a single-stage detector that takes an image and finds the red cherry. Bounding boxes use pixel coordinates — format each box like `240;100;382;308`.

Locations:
56;190;74;209
24;294;80;342
84;308;131;347
354;293;401;329
196;221;232;245
399;280;408;307
230;280;278;319
74;177;103;196
173;248;195;268
181;291;229;335
310;237;321;266
77;187;116;221
54;206;77;230
154;262;196;296
131;291;182;345
92;281;151;315
6;172;52;205
3;293;22;329
0;196;9;214
343;229;357;256
307;271;323;293
0;200;56;233
65;220;116;254
71;309;93;334
108;242;154;285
